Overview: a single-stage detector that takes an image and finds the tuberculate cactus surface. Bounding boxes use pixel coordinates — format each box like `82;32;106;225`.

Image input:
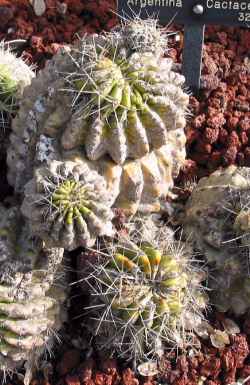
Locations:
0;205;66;375
184;165;250;315
7;17;188;217
21;160;114;249
84;217;207;363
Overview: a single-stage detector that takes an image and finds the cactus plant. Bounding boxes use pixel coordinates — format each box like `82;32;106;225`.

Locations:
84;217;207;363
0;42;34;127
0;204;66;375
21;159;114;249
7;17;188;218
66;46;188;165
184;165;250;315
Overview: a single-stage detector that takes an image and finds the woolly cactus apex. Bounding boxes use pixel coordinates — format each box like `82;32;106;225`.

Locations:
84;218;207;363
184;165;250;315
118;16;168;55
0;205;66;376
0;42;34;122
7;18;188;193
21;160;114;250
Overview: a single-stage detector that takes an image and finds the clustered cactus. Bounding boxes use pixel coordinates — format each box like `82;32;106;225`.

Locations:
7;17;188;218
184;166;250;315
0;16;195;376
84;218;207;363
3;14;250;383
3;28;191;371
0;205;66;375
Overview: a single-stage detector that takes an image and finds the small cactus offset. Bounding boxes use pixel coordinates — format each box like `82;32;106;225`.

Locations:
0;42;34;126
184;165;250;315
0;205;66;374
84;218;207;363
7;17;188;216
116;16;168;55
21;160;114;250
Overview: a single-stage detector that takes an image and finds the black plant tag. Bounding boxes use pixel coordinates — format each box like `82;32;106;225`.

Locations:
117;0;250;92
118;0;250;26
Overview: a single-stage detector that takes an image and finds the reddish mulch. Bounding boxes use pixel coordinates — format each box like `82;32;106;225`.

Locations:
0;1;250;384
0;0;117;66
183;26;250;181
25;325;250;385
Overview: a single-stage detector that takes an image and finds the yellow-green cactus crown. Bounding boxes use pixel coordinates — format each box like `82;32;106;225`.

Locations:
51;178;93;225
84;219;207;362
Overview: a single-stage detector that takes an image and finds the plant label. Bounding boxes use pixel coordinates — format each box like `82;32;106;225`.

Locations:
117;0;250;92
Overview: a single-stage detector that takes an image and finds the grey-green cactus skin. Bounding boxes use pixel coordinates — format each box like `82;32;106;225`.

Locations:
84;218;207;363
7;18;188;216
21;160;114;250
184;166;250;315
0;205;66;373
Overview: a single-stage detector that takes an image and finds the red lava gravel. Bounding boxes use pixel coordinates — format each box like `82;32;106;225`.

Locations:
28;332;250;385
183;26;250;181
0;1;250;385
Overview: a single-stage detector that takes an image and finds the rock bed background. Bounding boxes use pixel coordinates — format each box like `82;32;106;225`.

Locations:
0;1;249;384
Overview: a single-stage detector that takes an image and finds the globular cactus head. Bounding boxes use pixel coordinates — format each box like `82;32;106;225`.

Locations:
21;159;114;250
0;42;34;124
184;166;250;315
0;205;66;375
65;21;189;165
8;16;188;207
84;217;207;363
